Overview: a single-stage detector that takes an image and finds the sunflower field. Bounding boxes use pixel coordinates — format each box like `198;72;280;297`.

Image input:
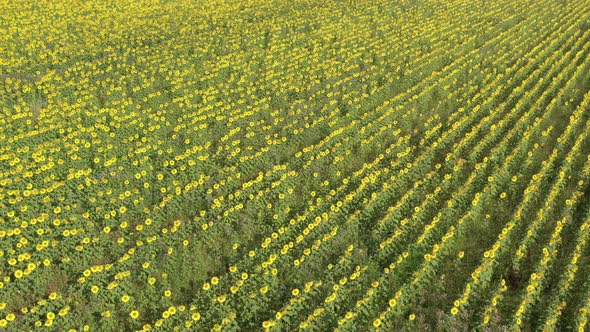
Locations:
1;0;590;330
